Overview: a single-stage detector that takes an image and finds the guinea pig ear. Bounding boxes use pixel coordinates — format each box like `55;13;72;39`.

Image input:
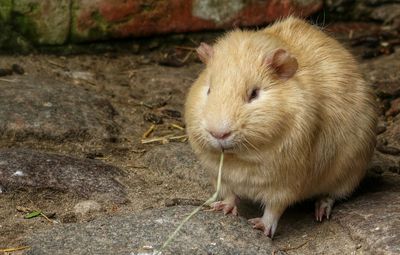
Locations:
196;42;214;64
264;49;298;79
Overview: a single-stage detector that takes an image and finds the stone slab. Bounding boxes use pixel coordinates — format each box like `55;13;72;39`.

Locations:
142;143;208;185
0;149;127;203
0;76;118;143
336;172;400;255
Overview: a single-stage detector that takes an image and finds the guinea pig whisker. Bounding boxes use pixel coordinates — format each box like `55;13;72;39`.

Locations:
243;137;261;154
241;141;252;156
192;132;207;150
243;137;264;161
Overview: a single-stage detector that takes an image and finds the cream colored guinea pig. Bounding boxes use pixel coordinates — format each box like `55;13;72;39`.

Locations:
184;16;377;238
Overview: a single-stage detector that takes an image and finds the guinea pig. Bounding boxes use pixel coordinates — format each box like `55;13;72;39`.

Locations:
184;16;377;238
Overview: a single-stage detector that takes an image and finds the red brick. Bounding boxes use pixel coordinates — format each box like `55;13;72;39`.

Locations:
71;0;322;42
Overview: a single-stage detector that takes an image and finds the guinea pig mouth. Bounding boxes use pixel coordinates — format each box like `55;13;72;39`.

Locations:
210;139;235;152
221;144;234;151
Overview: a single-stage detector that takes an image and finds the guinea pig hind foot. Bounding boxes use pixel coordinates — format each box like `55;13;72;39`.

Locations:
248;206;284;238
248;217;279;238
314;197;335;222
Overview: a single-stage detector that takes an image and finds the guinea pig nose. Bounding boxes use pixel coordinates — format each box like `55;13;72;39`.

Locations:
209;130;232;140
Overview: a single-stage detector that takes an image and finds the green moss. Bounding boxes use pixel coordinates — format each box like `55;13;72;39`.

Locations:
0;19;33;53
139;1;156;13
13;1;39;14
0;0;12;21
11;1;41;44
12;13;38;43
0;0;35;53
71;9;112;43
89;10;109;38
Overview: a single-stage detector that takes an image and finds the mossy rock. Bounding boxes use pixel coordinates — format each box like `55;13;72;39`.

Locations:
0;19;33;53
12;0;70;45
0;0;12;21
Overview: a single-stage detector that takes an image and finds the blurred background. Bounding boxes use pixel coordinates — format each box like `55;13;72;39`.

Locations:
0;0;399;53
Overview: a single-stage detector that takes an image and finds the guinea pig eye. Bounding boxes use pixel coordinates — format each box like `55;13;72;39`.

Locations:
248;88;260;102
207;87;210;95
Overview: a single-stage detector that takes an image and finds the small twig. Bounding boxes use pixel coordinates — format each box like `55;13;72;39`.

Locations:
131;149;146;154
170;124;185;131
188;37;199;46
131;100;153;109
273;240;309;254
74;78;96;86
141;136;169;144
348;29;354;39
46;59;66;69
179;51;193;63
142;124;156;139
141;134;188;144
0;246;30;252
174;46;197;51
0;78;17;83
40;212;54;224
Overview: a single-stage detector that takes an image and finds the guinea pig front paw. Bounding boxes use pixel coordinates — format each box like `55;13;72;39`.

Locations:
207;195;239;216
209;200;238;216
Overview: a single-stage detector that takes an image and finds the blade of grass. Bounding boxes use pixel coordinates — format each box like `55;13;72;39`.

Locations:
24;210;41;219
157;152;224;253
0;246;30;252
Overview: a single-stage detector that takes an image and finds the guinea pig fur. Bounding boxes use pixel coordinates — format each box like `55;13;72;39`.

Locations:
184;16;377;238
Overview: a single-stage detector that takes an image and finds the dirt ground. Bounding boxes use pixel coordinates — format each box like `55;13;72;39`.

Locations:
0;39;213;248
0;22;398;252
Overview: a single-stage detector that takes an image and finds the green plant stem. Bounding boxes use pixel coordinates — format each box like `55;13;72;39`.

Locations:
158;152;224;253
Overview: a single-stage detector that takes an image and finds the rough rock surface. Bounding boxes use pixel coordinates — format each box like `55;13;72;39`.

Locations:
362;50;400;87
335;172;400;255
0;149;127;203
324;0;400;25
361;50;400;175
74;200;103;215
370;3;400;24
0;76;118;142
142;143;208;185
24;205;351;255
23;165;400;255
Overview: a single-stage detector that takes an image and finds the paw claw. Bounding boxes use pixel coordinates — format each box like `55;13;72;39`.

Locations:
265;228;272;238
248;217;277;238
231;206;238;216
315;197;335;222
